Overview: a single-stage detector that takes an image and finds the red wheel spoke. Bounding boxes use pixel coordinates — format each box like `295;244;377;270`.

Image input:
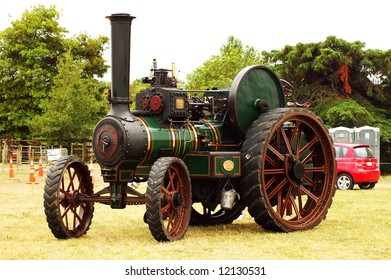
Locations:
294;127;302;158
302;175;318;189
264;175;278;191
161;201;171;213
64;212;69;229
277;189;283;216
264;168;284;175
282;187;293;216
305;165;325;173
289;194;301;219
301;150;315;165
299;184;319;203
297;186;303;212
70;206;83;224
277;185;292;217
167;168;177;191
265;154;278;167
298;136;319;157
62;205;71;218
166;210;175;232
279;127;294;155
161;186;170;196
67;168;76;191
267;144;285;161
267;178;288;200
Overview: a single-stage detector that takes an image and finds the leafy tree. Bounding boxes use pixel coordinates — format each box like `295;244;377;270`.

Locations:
28;51;107;146
185;36;263;90
0;5;65;138
0;5;109;139
66;33;109;79
315;99;374;127
261;36;391;139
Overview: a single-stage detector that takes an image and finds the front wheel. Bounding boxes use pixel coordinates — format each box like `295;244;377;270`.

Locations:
43;156;94;239
145;157;192;242
336;173;354;190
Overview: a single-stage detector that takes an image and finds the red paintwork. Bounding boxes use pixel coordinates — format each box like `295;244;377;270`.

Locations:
334;142;380;184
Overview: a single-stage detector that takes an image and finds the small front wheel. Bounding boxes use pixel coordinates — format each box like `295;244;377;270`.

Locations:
44;156;94;239
145;157;192;242
336;173;354;190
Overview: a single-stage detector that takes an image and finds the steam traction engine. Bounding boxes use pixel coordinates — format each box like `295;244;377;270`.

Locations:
44;14;336;242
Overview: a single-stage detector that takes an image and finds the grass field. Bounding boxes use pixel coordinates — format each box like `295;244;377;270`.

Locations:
1;165;390;260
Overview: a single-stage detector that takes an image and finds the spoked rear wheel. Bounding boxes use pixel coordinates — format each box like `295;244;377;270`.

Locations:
44;156;94;239
146;157;192;242
240;108;336;232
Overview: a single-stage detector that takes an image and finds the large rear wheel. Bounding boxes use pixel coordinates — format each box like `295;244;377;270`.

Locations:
240;108;336;232
44;156;94;239
145;157;192;242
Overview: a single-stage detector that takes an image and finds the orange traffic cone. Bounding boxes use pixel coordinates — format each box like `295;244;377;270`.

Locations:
89;160;94;184
38;156;43;177
26;160;38;184
9;157;15;179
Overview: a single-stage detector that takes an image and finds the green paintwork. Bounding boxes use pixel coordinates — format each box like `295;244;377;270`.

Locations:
183;152;241;178
183;153;211;177
229;66;286;136
137;117;223;167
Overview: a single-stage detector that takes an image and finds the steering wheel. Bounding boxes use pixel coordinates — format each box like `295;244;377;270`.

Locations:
280;79;294;97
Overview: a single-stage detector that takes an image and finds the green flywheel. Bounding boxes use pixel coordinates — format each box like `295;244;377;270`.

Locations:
228;65;286;137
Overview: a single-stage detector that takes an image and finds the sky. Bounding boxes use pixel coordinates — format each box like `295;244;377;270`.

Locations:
1;0;390;82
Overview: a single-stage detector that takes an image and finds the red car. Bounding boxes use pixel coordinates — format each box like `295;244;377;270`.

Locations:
334;143;381;190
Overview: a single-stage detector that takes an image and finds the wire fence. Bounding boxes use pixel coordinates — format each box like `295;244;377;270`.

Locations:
0;139;94;172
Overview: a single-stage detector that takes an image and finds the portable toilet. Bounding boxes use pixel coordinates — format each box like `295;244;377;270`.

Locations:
329;126;355;143
354;126;380;162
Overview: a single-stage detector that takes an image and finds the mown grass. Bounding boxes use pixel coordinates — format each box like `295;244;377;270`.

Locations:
1;167;390;260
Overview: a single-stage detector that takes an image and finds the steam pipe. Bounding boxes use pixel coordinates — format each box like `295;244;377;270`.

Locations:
106;13;136;121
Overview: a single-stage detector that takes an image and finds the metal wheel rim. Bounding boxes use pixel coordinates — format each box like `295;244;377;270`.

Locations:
160;162;191;239
337;175;352;190
261;111;335;230
58;162;93;236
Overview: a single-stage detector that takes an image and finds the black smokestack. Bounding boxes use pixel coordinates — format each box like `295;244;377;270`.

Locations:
106;13;136;120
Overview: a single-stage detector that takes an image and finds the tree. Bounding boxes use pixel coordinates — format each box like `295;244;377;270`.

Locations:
261;36;391;139
28;51;107;146
0;5;109;139
185;36;263;90
315;99;374;127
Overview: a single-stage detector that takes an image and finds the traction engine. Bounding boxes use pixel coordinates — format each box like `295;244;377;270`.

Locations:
43;13;336;242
